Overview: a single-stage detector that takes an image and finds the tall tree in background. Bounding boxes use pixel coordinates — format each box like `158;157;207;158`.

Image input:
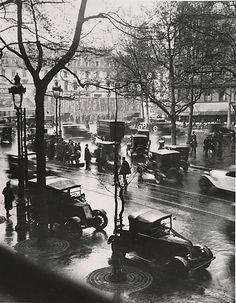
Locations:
112;1;235;144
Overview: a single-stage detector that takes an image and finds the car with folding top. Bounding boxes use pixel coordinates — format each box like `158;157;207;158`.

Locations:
199;165;236;193
116;209;215;274
27;176;108;239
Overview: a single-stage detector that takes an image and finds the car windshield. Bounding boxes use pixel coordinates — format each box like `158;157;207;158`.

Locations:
160;216;172;230
67;186;82;197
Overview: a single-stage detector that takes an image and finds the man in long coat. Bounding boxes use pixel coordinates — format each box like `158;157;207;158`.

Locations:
119;157;131;188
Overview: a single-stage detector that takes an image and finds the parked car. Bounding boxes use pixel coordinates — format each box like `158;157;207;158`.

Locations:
165;144;190;172
145;150;183;184
0;125;13;143
126;134;150;157
27;176;108;239
199;165;236;193
109;209;215;275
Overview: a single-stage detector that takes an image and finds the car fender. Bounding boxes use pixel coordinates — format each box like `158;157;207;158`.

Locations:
201;175;216;186
92;209;107;216
194;244;214;259
173;256;189;268
67;216;81;224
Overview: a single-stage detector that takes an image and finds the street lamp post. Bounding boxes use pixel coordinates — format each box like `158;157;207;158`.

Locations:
9;73;27;231
52;81;63;139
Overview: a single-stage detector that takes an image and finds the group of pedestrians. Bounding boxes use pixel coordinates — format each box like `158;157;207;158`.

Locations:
47;138;82;164
203;130;224;158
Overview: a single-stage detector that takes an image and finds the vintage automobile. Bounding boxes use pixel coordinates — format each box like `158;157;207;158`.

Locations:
7;152;37;179
27;176;108;239
165;144;190;172
112;209;215;274
136;129;150;141
199;165;236;193
96;120;125;143
126;134;151;157
145;149;183;184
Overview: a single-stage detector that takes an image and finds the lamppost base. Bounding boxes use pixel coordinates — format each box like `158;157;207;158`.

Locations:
15;198;27;232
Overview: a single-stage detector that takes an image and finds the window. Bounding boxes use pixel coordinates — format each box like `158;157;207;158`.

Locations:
85;61;89;67
204;91;212;102
219;90;226;102
95;71;99;79
95;60;99;67
85;71;90;79
2;69;5;76
12;70;16;77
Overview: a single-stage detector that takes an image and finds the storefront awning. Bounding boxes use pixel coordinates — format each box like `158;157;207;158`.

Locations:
180;102;228;116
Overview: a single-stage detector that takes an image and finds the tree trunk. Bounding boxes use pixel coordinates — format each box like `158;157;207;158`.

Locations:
187;103;194;144
227;88;232;128
187;78;194;144
35;86;48;247
169;66;176;145
171;116;177;145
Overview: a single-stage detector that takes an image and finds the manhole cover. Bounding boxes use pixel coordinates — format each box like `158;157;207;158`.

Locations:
14;237;69;256
0;216;6;224
87;266;153;293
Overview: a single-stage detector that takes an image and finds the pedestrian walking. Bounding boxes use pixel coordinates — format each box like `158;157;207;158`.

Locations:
190;131;197;158
2;181;14;218
119;157;131;188
84;144;91;170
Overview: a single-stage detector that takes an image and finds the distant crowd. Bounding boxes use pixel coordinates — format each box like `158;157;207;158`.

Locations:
47;138;82;164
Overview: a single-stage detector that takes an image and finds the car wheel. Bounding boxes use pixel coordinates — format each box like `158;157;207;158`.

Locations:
65;218;82;239
155;172;163;184
167;257;188;277
180;161;188;172
92;210;108;230
199;177;212;192
166;168;179;182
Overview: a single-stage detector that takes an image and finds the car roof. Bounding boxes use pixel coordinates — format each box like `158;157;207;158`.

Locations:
137;129;150;133
28;176;80;191
134;210;171;223
150;149;180;155
133;134;148;138
165;144;189;148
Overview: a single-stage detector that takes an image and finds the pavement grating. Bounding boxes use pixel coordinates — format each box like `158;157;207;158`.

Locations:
14;237;70;256
87;265;153;293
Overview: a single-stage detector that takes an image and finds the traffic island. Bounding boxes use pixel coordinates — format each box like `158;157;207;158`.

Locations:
87;266;153;293
14;237;70;256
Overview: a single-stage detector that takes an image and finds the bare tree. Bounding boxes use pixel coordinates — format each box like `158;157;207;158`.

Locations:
0;0;112;245
111;1;236;144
